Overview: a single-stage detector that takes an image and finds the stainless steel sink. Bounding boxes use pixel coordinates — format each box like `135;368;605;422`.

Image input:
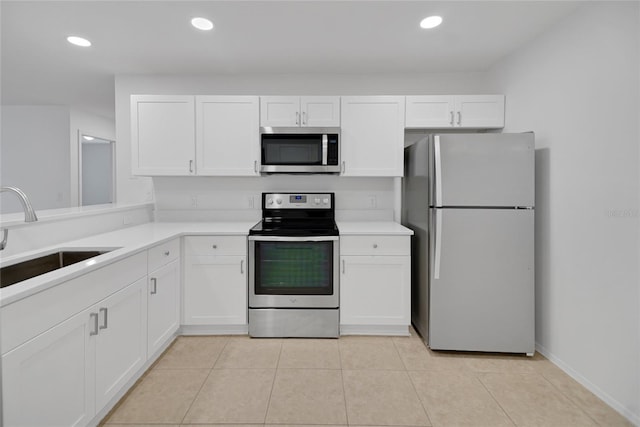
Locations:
0;250;112;288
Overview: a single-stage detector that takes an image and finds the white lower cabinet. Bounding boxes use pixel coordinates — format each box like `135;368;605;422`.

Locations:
95;278;147;410
2;306;96;427
147;259;180;356
2;278;147;426
183;255;247;325
183;236;248;328
340;235;411;334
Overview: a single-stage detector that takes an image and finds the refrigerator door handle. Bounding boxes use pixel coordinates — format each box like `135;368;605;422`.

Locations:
434;209;442;279
434;136;443;207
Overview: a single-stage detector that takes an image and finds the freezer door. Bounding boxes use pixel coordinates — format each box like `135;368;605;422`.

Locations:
431;133;534;207
428;208;534;353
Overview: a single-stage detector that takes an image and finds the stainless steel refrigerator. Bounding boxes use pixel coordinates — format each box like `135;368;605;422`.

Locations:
403;133;535;355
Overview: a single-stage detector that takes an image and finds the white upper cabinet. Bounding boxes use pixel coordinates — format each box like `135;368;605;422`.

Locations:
405;95;505;129
131;95;195;175
341;96;405;177
131;95;260;176
260;96;340;127
196;96;260;176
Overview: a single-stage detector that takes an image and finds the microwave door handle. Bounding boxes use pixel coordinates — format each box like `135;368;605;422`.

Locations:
322;134;328;165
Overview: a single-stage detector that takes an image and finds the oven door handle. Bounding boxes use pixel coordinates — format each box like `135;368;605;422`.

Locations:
248;236;339;242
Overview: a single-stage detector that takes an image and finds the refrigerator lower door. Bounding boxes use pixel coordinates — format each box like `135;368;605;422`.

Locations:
428;208;534;353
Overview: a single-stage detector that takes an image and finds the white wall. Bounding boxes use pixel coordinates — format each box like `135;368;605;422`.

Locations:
0;106;116;213
0;106;71;213
487;2;640;423
114;72;491;210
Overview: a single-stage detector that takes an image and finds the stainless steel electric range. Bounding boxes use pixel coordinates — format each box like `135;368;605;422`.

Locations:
248;192;339;338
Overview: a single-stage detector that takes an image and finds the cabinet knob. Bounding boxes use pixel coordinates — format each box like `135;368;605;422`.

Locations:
164;251;170;256
212;244;217;249
373;244;378;248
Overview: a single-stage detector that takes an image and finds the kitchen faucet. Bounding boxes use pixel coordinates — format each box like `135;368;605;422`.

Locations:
0;186;38;250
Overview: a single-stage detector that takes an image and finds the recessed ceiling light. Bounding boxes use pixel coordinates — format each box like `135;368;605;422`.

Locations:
83;135;95;141
420;16;443;29
191;17;214;31
67;36;91;47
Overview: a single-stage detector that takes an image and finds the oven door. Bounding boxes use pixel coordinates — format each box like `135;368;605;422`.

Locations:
248;236;339;308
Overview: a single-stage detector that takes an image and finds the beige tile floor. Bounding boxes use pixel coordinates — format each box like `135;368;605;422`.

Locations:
101;330;632;427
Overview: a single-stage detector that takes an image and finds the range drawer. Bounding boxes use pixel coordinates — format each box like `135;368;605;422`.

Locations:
184;235;247;256
340;235;410;256
148;238;180;272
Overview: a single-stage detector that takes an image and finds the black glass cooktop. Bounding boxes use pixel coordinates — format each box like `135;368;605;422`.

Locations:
249;219;339;237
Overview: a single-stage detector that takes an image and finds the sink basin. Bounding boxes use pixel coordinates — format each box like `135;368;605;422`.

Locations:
0;250;112;288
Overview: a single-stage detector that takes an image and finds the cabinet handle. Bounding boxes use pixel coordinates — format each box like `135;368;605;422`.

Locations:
296;111;300;125
254;160;258;174
302;111;307;125
189;160;194;173
449;111;454;126
90;313;99;336
342;259;346;274
240;259;244;274
150;277;157;295
373;244;378;249
164;250;170;256
457;111;461;126
99;307;108;330
341;161;345;174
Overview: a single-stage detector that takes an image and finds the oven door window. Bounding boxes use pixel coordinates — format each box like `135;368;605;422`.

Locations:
262;134;323;165
255;241;333;295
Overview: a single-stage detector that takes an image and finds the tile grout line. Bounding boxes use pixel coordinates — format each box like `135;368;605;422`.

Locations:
262;340;284;424
178;336;231;424
405;370;435;427
475;372;518;427
391;334;434;426
538;371;604;426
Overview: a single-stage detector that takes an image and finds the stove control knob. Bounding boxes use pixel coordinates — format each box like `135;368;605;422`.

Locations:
276;198;282;205
323;198;329;205
267;198;274;206
314;198;321;205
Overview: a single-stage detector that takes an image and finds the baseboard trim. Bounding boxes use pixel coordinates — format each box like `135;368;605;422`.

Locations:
535;342;639;426
340;324;410;336
181;324;249;335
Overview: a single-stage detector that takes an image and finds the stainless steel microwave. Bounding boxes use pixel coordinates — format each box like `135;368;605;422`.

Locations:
260;127;340;173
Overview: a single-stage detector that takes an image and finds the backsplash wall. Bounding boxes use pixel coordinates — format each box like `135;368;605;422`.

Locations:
153;175;396;222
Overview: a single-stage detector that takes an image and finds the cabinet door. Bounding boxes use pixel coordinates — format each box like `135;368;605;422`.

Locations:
184;255;247;325
300;96;340;127
260;96;300;127
148;259;180;356
341;96;405;176
95;278;147;410
454;95;505;128
196;96;260;176
405;95;455;128
2;307;96;427
131;95;195;175
340;255;410;325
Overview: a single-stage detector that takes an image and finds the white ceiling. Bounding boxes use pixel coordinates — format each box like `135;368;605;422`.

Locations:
1;1;582;120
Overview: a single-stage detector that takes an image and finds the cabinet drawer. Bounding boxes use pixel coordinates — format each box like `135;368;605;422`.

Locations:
148;239;180;272
340;235;410;256
184;236;247;256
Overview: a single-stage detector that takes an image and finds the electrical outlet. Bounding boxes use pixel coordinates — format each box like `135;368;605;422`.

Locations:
123;214;132;225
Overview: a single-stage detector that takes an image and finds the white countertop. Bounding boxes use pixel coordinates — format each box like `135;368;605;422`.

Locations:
0;220;412;307
337;221;414;235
